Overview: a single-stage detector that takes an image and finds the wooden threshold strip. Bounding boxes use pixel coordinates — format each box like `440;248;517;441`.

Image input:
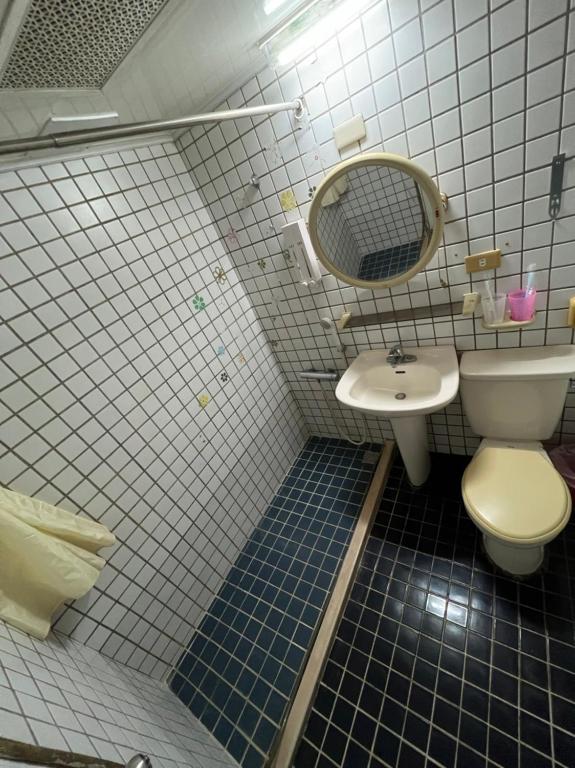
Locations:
0;737;122;768
269;440;396;768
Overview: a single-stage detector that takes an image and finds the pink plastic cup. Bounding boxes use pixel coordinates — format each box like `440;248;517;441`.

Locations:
508;289;536;321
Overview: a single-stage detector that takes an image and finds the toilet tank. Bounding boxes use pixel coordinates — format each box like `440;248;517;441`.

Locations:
460;346;575;440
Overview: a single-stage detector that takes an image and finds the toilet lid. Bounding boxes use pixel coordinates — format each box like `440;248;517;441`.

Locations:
462;444;571;542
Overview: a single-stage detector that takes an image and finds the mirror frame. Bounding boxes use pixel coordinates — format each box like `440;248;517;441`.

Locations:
308;152;445;289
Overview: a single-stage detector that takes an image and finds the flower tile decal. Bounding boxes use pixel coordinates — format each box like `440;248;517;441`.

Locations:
220;372;229;383
215;344;226;357
237;353;246;366
214;266;227;284
270;340;279;348
280;189;297;212
257;259;267;271
197;393;210;408
192;295;206;311
225;226;239;247
308;185;317;199
282;249;292;263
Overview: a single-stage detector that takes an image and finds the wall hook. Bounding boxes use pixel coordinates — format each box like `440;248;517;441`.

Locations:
549;153;566;220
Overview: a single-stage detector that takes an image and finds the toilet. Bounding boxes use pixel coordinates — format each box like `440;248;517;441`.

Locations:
460;345;575;576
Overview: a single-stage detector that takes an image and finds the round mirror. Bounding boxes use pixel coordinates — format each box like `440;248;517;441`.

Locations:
308;153;444;289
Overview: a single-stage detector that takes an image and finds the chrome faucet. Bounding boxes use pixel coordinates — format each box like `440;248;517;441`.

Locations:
386;344;417;367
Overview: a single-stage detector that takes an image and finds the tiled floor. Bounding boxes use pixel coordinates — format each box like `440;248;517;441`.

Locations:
295;452;575;768
0;623;234;768
169;437;380;767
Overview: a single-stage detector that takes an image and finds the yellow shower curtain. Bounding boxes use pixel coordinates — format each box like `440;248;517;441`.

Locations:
0;486;116;639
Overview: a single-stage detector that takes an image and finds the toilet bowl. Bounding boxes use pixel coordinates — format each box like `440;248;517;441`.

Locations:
459;345;575;576
462;439;571;575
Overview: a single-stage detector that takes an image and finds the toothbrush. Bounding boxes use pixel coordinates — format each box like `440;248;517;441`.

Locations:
525;263;536;295
484;278;496;318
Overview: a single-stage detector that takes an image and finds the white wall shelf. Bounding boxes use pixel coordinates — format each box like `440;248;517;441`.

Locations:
481;314;537;331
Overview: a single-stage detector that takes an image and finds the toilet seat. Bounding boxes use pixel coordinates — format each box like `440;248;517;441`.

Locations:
462;442;571;545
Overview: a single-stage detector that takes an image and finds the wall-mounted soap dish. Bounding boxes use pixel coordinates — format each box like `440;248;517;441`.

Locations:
481;313;537;331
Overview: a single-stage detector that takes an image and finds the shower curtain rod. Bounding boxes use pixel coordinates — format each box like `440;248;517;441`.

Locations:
0;99;304;157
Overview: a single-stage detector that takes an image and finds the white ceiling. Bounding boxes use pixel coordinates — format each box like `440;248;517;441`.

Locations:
0;0;300;142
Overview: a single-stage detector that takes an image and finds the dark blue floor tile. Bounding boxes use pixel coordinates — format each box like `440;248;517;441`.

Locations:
428;728;457;767
553;727;575;767
172;436;379;766
297;451;575;768
373;725;399;765
342;740;371;768
403;711;429;752
488;728;518;768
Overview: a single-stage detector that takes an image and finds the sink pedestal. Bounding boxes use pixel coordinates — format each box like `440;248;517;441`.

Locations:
390;416;430;486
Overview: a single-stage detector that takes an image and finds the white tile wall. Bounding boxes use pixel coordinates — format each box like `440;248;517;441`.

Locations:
177;0;575;455
0;138;307;679
0;622;237;768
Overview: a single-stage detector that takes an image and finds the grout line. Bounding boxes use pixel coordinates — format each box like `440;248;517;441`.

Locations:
268;440;396;768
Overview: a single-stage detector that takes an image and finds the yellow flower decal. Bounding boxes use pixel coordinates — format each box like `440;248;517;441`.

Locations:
214;266;227;284
279;189;297;212
197;394;210;408
237;353;246;366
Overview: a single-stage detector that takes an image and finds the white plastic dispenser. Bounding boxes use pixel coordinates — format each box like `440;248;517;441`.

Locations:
281;219;322;287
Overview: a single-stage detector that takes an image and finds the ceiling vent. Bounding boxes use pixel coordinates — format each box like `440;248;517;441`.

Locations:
0;0;168;90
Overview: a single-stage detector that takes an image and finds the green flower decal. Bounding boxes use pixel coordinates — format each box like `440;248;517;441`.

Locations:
193;295;206;311
257;259;267;271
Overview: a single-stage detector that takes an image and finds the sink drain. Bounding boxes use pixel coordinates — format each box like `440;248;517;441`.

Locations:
395;392;407;400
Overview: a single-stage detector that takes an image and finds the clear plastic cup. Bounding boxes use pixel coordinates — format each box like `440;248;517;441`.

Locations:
482;293;507;325
508;289;537;322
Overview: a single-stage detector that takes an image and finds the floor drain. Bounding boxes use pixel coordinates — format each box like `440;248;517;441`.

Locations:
395;392;407;400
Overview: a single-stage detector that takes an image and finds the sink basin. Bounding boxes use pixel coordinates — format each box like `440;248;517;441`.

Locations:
336;346;459;416
336;346;459;486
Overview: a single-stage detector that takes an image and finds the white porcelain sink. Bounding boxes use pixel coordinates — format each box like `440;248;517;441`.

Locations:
336;346;459;416
336;346;459;485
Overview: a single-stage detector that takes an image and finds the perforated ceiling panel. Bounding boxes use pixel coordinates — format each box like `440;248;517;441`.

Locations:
0;0;168;89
